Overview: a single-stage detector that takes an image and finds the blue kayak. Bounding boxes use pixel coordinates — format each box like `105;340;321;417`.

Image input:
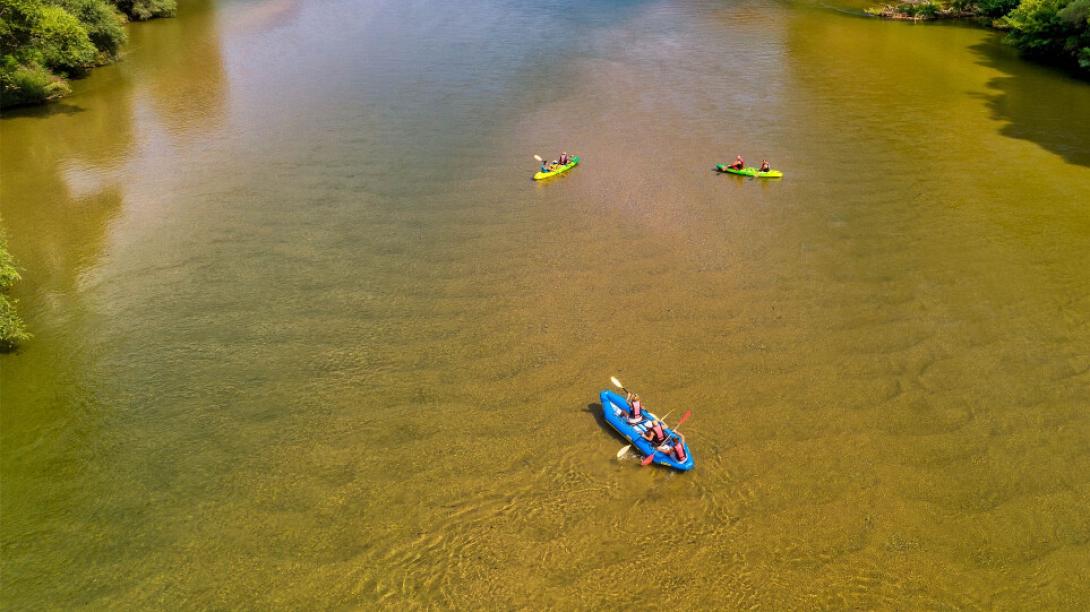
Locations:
600;390;694;471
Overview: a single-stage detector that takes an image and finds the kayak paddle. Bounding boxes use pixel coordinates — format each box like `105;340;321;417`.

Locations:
610;376;629;395
674;410;692;429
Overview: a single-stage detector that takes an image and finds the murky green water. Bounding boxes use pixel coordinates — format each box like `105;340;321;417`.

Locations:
3;0;1089;607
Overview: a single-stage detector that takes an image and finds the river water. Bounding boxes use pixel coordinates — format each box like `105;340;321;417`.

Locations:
2;0;1089;607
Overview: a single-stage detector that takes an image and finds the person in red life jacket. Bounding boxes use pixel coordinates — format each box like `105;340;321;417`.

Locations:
759;160;771;173
729;155;745;170
672;433;688;462
558;151;570;165
625;392;645;424
641;419;667;446
658;433;687;462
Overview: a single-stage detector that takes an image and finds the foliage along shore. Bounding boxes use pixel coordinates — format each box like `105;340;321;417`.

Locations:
866;0;1090;76
0;0;176;108
0;0;178;347
0;229;29;352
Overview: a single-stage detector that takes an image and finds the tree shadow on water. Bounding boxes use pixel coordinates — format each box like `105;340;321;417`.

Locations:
1;102;86;120
970;37;1090;168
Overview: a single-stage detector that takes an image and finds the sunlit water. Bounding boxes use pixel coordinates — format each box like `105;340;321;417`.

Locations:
2;0;1089;607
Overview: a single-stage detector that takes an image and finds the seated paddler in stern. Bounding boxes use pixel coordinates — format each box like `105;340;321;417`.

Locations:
661;432;688;462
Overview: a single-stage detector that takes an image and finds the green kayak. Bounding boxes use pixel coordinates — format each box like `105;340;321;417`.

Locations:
534;155;580;180
716;164;784;178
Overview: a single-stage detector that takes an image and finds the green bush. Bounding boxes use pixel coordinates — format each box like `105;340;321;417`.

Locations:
896;0;943;17
976;0;1022;16
1004;0;1090;72
0;57;70;105
1;0;42;57
0;295;30;351
112;0;174;20
0;234;29;352
1059;0;1090;67
0;239;21;291
56;0;127;60
0;0;146;107
33;4;97;74
949;0;1022;15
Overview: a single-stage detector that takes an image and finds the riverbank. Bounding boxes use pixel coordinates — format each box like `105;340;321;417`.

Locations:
867;0;1089;76
0;0;176;108
865;1;976;20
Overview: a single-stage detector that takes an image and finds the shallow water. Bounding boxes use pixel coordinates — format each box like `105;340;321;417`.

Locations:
2;0;1089;607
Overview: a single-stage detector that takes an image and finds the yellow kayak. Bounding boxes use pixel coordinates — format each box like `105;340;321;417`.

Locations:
533;155;580;180
716;164;784;178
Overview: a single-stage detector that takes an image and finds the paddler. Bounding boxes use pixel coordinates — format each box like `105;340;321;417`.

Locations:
659;432;688;462
625;391;645;424
540;160;552;174
729;155;745;170
641;418;667;446
558;151;570;165
759;160;771;173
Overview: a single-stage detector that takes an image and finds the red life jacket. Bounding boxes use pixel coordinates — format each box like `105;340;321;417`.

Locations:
673;440;687;462
631;400;643;419
650;422;665;444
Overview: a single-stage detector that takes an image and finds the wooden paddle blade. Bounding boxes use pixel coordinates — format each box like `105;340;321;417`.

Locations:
641;452;657;466
610;376;624;389
534;154;543;162
616;445;632;459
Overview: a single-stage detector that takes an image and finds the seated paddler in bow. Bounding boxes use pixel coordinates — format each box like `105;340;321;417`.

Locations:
625;391;645;424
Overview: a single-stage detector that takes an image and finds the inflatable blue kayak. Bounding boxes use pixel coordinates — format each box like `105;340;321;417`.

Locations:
601;390;694;471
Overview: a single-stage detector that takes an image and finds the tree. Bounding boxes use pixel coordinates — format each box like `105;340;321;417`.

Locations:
1004;0;1090;72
